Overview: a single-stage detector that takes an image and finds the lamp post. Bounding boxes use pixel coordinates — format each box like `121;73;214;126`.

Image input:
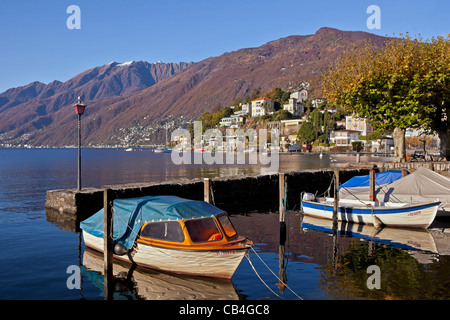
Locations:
74;97;86;191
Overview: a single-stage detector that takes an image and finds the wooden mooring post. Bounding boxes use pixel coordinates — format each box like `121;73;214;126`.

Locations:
401;168;408;178
103;189;114;300
369;169;377;202
204;178;212;204
279;173;287;245
332;169;339;227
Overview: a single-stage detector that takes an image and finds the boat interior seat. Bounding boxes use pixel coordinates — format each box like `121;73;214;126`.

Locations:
208;233;222;241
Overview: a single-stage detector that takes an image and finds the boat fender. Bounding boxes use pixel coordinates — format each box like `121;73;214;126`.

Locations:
113;242;129;256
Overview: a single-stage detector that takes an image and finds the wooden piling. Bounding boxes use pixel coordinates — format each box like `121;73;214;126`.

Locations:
332;169;339;227
369;169;377;202
401;168;408;177
279;173;286;245
279;173;286;222
103;188;113;300
204;178;212;204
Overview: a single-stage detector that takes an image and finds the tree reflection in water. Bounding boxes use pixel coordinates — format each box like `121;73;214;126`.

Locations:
320;239;450;300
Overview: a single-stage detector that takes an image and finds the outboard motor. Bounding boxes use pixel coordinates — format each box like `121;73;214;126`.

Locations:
300;192;316;213
302;193;316;202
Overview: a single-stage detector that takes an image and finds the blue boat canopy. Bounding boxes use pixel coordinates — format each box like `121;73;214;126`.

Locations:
80;195;225;249
339;170;403;190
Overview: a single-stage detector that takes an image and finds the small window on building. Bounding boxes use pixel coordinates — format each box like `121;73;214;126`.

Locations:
140;221;185;243
185;218;223;242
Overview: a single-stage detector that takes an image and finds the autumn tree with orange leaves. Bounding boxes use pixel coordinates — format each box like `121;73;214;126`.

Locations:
322;34;450;162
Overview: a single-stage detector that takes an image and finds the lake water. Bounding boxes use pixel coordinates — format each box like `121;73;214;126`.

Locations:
1;148;449;300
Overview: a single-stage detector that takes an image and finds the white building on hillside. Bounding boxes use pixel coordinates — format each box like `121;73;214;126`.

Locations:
283;98;304;116
219;115;244;128
290;88;308;103
330;129;361;147
251;97;275;117
345;114;374;136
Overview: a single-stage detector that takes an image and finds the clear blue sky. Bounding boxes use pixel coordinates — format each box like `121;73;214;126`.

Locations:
0;0;448;93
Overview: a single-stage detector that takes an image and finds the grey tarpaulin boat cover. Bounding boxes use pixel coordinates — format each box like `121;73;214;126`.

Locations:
340;166;450;206
80;195;225;249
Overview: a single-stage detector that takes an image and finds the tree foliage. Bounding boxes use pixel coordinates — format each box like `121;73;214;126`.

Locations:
297;121;316;144
198;106;233;132
265;87;291;109
322;34;450;160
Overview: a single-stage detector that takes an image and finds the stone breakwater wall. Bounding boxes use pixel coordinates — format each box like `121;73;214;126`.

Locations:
45;168;371;223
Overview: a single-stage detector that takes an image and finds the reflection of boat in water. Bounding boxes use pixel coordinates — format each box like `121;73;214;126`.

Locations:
82;248;240;300
81;196;252;279
301;215;441;254
301;168;442;228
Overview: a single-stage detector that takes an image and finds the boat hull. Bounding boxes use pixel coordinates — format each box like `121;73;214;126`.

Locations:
83;231;250;279
301;199;440;229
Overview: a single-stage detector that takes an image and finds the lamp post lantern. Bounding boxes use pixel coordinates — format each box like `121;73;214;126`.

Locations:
74;97;86;191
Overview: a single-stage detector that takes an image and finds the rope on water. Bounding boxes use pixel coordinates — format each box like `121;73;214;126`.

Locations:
247;247;303;300
245;253;283;299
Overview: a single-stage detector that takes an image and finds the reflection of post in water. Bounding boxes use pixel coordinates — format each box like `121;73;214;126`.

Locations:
279;173;287;245
368;225;383;259
278;173;288;292
332;170;339;273
77;231;85;300
278;243;287;293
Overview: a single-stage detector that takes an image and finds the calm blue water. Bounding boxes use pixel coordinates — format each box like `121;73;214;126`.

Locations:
1;148;449;300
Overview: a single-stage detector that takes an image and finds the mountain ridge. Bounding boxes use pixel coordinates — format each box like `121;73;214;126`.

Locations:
0;61;190;144
0;27;387;147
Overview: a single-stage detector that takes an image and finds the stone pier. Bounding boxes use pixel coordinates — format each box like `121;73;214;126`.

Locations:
45;168;372;223
45;162;450;226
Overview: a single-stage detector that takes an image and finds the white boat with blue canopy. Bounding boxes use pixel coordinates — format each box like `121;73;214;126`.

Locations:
301;170;440;229
301;197;440;228
81;195;252;279
340;167;450;217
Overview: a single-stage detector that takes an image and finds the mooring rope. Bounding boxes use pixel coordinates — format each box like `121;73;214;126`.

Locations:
110;203;302;300
247;247;303;300
245;253;283;299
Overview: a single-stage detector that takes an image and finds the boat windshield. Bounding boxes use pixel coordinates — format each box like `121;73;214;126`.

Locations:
140;221;185;243
184;218;223;243
218;214;237;238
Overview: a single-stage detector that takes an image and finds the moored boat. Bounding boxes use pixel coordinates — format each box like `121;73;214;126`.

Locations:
154;147;172;153
301;195;440;229
81;195;252;279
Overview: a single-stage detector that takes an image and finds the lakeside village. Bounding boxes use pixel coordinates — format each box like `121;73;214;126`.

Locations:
4;84;440;157
170;85;441;157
